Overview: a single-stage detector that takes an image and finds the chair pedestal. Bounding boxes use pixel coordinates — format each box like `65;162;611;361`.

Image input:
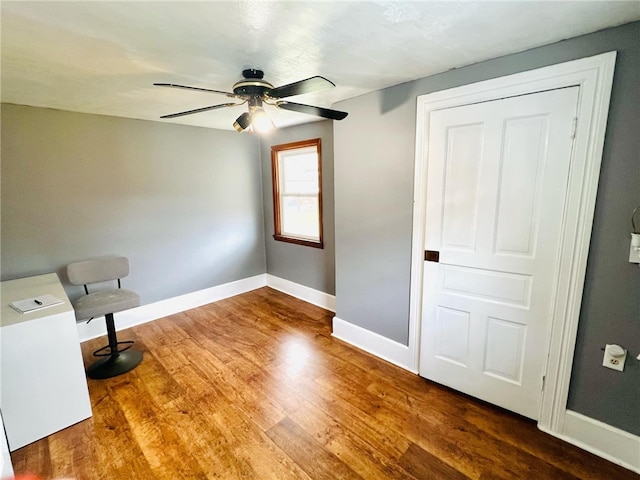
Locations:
86;313;142;379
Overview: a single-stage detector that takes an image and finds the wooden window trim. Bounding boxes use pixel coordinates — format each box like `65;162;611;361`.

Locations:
271;138;324;249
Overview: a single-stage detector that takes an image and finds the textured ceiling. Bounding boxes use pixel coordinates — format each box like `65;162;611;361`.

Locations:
2;1;639;131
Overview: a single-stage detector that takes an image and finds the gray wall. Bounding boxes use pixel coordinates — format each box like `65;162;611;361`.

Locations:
1;104;266;304
334;22;640;435
260;120;335;295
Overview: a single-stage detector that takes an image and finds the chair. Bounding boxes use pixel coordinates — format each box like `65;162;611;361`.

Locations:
67;256;142;379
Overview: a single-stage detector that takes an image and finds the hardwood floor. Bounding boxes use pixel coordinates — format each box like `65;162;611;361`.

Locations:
10;287;636;479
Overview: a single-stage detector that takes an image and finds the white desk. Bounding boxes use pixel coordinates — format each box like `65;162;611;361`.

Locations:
0;410;13;479
0;273;92;451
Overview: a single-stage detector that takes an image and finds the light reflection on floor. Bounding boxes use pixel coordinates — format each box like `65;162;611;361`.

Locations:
281;336;312;377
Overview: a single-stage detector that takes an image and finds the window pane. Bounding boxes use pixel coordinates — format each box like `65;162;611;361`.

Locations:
281;150;318;194
281;196;319;240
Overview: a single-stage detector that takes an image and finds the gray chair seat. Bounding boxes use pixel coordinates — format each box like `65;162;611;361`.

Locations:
73;288;140;321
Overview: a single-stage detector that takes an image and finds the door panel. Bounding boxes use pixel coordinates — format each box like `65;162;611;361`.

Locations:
441;265;532;307
435;306;470;366
419;87;579;420
495;115;548;256
441;123;484;250
484;316;527;384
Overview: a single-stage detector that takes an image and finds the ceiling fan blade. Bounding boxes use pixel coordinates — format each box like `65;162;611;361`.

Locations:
160;102;239;119
276;101;348;120
267;76;335;99
154;83;236;97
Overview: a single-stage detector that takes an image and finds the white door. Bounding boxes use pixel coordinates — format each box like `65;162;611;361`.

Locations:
419;87;579;420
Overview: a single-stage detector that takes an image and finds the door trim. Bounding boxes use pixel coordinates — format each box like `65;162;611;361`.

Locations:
408;52;616;435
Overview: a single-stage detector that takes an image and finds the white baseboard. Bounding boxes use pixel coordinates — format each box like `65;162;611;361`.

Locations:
77;274;335;342
562;410;640;473
331;316;418;373
539;410;640;474
266;274;336;312
77;274;267;342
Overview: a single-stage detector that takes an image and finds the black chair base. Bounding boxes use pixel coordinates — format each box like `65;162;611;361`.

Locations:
87;312;142;379
87;350;143;379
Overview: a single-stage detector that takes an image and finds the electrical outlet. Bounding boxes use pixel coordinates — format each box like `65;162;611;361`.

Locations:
602;344;626;372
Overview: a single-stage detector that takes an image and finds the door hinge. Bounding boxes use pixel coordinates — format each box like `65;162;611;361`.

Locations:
541;375;546;391
570;117;577;139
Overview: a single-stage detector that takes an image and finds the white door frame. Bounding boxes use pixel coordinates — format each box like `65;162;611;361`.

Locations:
408;52;616;435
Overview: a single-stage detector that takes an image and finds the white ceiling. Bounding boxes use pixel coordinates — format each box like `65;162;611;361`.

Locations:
2;1;639;131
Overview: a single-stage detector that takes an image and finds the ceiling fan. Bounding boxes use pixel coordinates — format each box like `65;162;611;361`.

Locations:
154;68;348;133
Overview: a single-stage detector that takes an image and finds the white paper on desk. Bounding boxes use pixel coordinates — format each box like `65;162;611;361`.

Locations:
9;294;64;314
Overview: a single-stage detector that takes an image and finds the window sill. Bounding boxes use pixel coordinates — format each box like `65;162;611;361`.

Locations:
273;235;324;249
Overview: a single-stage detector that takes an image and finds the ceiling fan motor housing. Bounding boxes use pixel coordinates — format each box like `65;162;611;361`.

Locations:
233;68;273;98
232;80;273;98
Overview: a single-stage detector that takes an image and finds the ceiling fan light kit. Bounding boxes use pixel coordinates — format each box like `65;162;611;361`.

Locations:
249;108;275;133
155;68;348;133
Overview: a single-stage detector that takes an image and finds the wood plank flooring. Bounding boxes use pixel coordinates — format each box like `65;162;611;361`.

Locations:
10;287;636;479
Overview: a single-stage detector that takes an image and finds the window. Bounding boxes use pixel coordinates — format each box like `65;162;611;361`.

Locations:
271;138;323;248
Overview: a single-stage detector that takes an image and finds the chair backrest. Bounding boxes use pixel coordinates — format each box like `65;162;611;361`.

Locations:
67;256;130;286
